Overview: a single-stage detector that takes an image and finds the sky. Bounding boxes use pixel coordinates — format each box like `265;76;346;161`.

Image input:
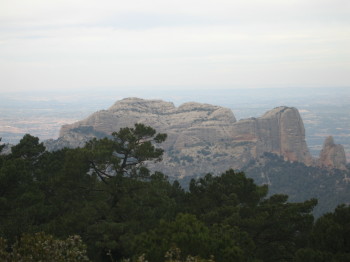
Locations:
1;0;350;93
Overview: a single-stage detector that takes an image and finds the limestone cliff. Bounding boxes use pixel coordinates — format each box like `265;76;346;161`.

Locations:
318;136;347;170
231;106;313;166
47;98;342;178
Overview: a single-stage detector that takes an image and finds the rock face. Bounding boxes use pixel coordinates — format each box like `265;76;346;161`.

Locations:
318;136;347;170
231;106;314;166
47;98;342;178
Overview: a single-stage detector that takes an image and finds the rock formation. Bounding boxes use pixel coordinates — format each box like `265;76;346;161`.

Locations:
231;106;314;166
46;98;346;178
318;136;347;170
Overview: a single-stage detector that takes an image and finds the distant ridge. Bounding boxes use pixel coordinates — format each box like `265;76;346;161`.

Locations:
45;97;348;178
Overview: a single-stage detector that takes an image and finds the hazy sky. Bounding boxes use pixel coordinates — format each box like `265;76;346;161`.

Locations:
1;0;349;92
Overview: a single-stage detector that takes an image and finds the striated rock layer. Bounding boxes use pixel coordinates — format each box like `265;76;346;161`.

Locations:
47;97;346;178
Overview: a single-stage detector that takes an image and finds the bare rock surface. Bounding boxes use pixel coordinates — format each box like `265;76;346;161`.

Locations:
46;98;346;178
231;106;313;166
318;136;347;170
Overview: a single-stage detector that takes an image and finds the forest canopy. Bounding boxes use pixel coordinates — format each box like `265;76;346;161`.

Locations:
0;125;349;262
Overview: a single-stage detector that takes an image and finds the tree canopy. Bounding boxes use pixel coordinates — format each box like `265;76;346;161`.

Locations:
0;126;348;261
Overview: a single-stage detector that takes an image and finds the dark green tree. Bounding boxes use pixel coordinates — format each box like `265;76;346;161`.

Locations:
37;148;104;238
187;170;268;225
10;134;45;163
0;138;6;171
133;213;212;262
81;124;168;260
241;195;317;262
85;123;167;182
0;138;5;153
297;204;350;261
185;169;317;262
1;130;333;262
0;135;47;241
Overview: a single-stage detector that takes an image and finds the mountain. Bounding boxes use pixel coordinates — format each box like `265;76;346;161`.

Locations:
45;97;347;178
39;97;350;215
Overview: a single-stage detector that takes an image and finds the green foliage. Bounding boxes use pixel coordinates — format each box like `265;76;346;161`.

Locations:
85;123;166;178
188;170;268;221
133;213;211;261
241;195;317;262
0;155;46;241
208;224;253;262
164;246;216;262
0;138;5;154
1;129;349;261
295;248;332;262
124;247;216;262
10;134;45;162
243;152;350;217
0;232;90;261
307;204;350;261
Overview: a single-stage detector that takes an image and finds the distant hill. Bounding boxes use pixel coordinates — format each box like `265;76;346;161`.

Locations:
46;97;347;175
43;97;350;215
2;87;350;159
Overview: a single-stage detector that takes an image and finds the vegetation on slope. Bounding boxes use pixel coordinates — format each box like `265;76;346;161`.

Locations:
0;126;349;261
243;152;350;217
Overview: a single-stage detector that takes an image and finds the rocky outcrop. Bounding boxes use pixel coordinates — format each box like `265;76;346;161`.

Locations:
47;98;345;178
60;98;236;137
318;136;347;170
231;106;314;166
55;98;238;177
